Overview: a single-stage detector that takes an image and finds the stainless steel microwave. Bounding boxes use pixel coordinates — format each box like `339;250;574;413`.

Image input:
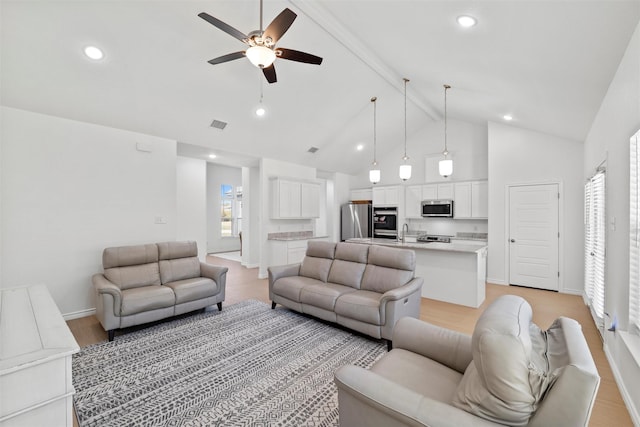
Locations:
421;200;454;217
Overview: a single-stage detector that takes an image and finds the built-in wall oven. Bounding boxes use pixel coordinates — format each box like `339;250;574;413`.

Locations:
373;208;398;239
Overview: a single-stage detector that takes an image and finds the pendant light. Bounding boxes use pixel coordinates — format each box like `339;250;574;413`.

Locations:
399;78;412;181
369;96;380;184
439;84;453;178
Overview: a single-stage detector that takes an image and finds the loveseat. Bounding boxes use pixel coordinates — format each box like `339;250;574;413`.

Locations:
92;241;228;341
334;295;600;427
268;241;423;344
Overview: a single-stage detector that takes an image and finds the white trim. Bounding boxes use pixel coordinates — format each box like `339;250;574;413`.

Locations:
487;278;508;286
63;308;95;321
604;339;640;426
242;262;259;269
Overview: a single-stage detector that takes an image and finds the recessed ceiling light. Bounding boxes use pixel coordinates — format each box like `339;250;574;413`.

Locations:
457;15;477;28
84;46;104;60
356;144;364;151
503;114;513;121
255;106;266;117
209;154;217;159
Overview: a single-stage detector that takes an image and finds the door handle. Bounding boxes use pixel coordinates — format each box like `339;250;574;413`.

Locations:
510;239;515;243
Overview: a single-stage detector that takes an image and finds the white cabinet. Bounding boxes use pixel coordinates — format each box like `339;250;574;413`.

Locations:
350;188;373;202
269;239;312;266
373;186;400;206
472;181;489;218
271;178;320;219
454;180;488;219
0;285;79;427
405;185;423;218
422;183;453;200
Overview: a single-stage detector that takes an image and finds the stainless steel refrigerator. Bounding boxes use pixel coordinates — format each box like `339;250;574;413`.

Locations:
341;203;372;241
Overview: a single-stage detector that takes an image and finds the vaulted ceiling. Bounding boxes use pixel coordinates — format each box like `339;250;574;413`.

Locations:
2;1;639;174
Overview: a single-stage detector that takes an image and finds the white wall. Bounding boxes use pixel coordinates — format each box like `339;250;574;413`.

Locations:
206;163;242;254
487;122;584;293
583;19;640;423
176;157;207;260
245;166;261;268
350;119;488;188
0;107;177;315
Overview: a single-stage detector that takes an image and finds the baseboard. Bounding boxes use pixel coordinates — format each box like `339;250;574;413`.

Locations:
63;308;96;321
242;262;259;269
604;341;640;426
486;278;507;285
560;288;583;296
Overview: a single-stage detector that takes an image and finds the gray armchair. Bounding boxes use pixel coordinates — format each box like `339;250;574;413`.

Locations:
334;295;600;427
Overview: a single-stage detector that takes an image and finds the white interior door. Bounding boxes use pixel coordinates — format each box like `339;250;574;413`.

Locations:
509;184;559;291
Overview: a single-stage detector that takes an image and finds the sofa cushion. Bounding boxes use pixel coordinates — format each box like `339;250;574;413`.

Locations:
159;257;200;284
334;290;382;325
452;295;553;426
300;283;357;311
164;277;218;304
306;241;336;259
104;263;161;290
335;242;369;263
273;276;323;303
120;285;175;316
327;260;366;289
103;243;158;269
360;245;415;293
372;348;463;405
157;241;198;260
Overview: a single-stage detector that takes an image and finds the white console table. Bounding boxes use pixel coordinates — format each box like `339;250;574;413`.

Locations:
0;285;79;426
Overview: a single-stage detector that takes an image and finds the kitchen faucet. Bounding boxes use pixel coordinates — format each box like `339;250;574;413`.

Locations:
401;223;409;243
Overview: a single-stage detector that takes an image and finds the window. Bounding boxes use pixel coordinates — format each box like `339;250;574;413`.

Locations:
630;130;640;335
220;184;242;238
585;169;606;333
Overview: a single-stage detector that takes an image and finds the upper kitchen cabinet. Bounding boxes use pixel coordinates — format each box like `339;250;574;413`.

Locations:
454;180;488;219
373;186;400;207
350;188;373;202
422;183;454;200
271;178;321;219
405;185;422;218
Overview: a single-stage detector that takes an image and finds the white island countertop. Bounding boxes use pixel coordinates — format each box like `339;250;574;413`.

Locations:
346;238;487;254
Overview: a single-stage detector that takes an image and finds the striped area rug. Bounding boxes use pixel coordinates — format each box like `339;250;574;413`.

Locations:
72;300;386;426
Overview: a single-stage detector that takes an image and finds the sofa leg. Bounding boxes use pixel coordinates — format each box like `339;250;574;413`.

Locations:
271;301;276;309
108;330;115;342
387;340;392;351
217;302;222;311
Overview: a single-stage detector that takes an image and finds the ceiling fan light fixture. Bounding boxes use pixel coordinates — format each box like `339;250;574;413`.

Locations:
246;45;276;68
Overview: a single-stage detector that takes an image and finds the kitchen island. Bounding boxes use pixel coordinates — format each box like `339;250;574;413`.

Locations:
347;238;488;308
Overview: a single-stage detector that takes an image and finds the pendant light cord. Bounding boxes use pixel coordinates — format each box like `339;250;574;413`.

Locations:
371;96;377;164
403;78;409;159
444;84;451;156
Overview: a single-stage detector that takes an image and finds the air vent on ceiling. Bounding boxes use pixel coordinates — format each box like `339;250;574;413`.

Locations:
307;146;319;153
210;119;227;130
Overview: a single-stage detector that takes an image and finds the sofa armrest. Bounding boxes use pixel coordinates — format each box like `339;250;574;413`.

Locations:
378;277;423;328
393;317;473;374
200;262;229;288
380;277;423;304
334;365;500;427
268;263;301;295
92;274;122;313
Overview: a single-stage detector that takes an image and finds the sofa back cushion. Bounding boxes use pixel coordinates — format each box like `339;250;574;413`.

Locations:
299;241;335;283
102;244;161;290
360;245;415;293
452;295;554;426
327;243;369;289
157;241;201;284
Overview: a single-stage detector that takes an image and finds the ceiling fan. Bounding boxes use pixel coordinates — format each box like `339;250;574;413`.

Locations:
198;0;323;84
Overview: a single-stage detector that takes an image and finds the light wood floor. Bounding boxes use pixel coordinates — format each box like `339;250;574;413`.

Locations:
67;255;633;426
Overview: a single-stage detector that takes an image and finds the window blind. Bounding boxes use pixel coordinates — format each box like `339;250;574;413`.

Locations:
630;131;640;335
585;170;606;332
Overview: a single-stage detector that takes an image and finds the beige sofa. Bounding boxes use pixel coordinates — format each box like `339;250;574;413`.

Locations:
268;241;423;346
334;294;600;427
93;241;228;341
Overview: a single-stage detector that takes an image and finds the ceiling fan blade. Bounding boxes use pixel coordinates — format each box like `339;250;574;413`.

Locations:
198;12;248;43
263;8;297;45
207;51;246;65
262;65;277;84
277;48;323;65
